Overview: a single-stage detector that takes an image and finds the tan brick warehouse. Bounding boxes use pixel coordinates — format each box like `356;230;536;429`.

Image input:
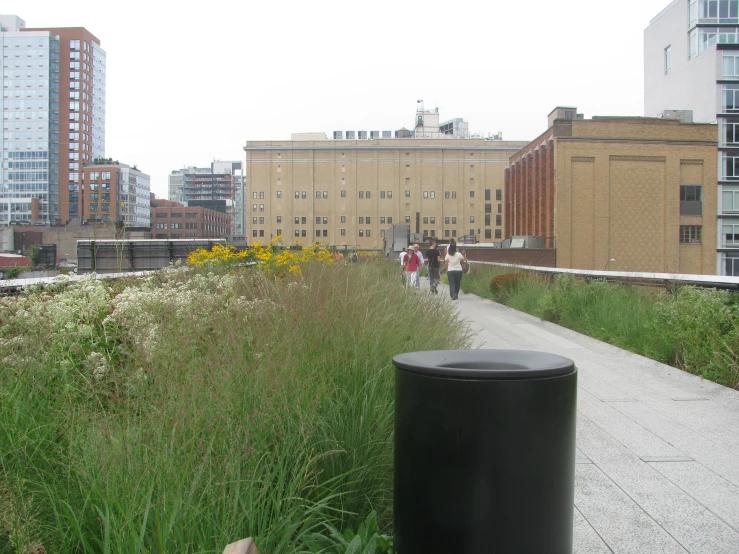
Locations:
244;139;528;250
506;112;718;274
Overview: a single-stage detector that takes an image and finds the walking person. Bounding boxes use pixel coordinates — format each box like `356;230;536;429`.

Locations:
404;246;420;289
444;238;465;300
399;248;408;285
413;244;424;290
425;240;441;294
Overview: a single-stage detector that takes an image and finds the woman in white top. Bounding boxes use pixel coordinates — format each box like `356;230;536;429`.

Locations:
444;238;465;300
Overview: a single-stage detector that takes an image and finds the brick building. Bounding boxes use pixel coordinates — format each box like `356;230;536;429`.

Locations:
505;107;718;274
150;199;230;239
244;105;527;249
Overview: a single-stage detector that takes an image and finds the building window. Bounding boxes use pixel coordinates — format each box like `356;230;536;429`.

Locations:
301;230;307;237
430;191;435;199
498;204;502;213
724;52;739;78
316;191;322;199
276;228;281;236
341;228;346;236
680;185;703;215
722;118;739;146
295;230;300;237
366;216;371;224
485;229;492;239
496;189;502;201
316;230;321;237
424;191;429;199
430;217;435;224
359;229;364;237
445;217;450;225
295;191;300;199
381;217;387;224
259;217;264;224
664;45;672;74
723;219;739;246
341;190;346;197
723;83;739;112
723;185;739;212
445;230;450;237
277;216;282;223
722;152;739;179
366;229;371;237
496;215;502;226
301;191;307;199
485;214;491;226
405;216;411;223
277;190;282;198
323;191;328;198
323;230;328;237
252;217;258;224
388;217;393;224
485;204;492;214
260;204;264;212
301;217;307;224
423;216;428;224
680;225;703;244
445;191;450;199
388;191;393;198
381;191;386;199
470;216;475;223
316;216;321;224
341;215;346;223
495;229;502;239
405;190;410;197
381;230;386;237
366;191;371;198
470;190;475;198
359;191;364;198
722;252;739;275
295;217;300;224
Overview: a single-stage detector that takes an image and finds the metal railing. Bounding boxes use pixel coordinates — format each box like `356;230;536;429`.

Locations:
470;261;739;291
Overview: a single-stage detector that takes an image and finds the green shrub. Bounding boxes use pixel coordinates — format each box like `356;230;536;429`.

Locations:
652;286;739;387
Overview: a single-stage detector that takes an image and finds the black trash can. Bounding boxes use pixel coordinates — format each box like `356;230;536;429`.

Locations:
393;349;577;554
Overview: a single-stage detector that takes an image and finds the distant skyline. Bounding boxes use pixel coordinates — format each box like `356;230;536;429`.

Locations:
4;0;677;199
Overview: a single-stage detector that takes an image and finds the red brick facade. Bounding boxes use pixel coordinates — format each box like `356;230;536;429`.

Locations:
505;129;555;244
150;199;230;239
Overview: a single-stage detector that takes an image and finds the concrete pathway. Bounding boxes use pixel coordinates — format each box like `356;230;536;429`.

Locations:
443;285;739;554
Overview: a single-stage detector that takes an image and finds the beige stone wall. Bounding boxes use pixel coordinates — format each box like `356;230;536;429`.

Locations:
245;139;527;249
554;136;717;274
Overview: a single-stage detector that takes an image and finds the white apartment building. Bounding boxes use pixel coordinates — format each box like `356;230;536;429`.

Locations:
1;14;106;226
0;15;59;224
646;0;739;275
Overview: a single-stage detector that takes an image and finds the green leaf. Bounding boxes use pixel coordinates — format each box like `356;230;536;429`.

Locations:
346;535;362;554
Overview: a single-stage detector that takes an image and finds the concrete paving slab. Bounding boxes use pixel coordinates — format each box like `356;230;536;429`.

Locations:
648;461;739;532
575;464;688;553
447;287;739;553
573;506;612;554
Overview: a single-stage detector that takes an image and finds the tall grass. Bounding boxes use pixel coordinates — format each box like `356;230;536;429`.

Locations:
462;265;738;390
0;261;469;553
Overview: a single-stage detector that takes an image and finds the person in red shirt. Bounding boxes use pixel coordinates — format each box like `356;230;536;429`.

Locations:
404;247;420;288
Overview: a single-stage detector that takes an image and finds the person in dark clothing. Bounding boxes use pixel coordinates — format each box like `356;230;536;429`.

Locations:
425;240;441;294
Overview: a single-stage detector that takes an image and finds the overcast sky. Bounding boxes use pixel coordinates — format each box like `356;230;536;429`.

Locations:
6;0;675;199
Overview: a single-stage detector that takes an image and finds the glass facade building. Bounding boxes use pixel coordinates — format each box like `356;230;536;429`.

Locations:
1;14;106;226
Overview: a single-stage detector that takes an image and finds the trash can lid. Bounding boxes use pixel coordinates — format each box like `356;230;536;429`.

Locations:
392;350;576;380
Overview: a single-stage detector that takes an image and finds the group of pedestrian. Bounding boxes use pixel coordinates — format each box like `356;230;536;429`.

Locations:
399;238;466;300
